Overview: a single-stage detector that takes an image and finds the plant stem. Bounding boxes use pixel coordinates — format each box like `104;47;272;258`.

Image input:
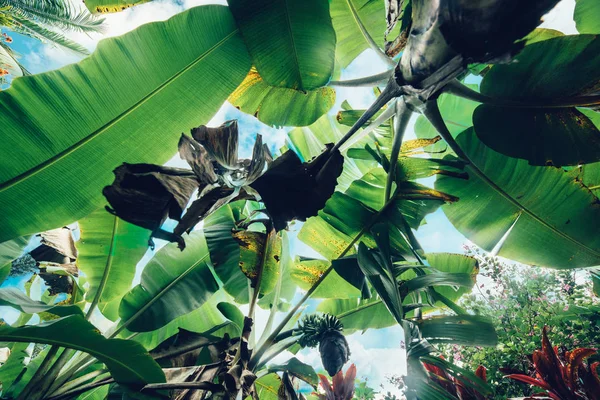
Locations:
255;338;297;370
50;370;108;397
445;79;600;109
338;99;398;153
16;346;59;400
35;348;75;399
384;98;412;203
329;70;393;87
46;377;114;400
248;195;399;369
332;79;402;153
85;215;119;320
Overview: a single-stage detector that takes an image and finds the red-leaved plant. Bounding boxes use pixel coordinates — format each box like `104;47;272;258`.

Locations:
423;357;489;399
506;327;600;399
316;364;356;400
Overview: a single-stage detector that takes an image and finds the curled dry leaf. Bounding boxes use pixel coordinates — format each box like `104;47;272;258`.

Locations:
29;227;79;295
104;120;343;248
103;163;198;248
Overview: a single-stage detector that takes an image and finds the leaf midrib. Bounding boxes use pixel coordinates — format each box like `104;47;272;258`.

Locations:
0;29;239;193
465;161;600;259
116;251;212;334
282;0;304;91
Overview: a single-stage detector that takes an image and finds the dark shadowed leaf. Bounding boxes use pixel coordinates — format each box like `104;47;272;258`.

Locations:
437;0;559;62
251;146;344;231
103;163;197;245
268;357;318;387
227;0;335;91
475;35;600;166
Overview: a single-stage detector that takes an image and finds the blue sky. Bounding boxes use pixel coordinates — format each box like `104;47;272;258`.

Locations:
0;0;579;396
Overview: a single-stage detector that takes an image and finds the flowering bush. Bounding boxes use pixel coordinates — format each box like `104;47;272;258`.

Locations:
441;246;600;399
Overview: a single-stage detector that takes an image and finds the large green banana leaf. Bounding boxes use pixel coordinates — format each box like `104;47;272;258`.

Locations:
84;0;152;13
0;5;251;243
128;291;237;350
473;35;600;166
77;208;148;320
119;231;219;332
203;202;248;304
575;0;600;34
0;343;28;394
330;0;387;68
436;128;600;269
290;258;361;299
228;69;335;127
227;0;335;91
0;315;165;386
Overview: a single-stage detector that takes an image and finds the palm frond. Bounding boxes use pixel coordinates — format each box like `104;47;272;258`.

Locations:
11;15;90;55
0;40;29;75
4;0;104;33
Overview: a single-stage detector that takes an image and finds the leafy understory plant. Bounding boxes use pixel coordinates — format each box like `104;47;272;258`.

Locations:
506;327;600;400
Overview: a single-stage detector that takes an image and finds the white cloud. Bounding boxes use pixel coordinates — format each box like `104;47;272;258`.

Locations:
290;329;406;397
541;0;577;34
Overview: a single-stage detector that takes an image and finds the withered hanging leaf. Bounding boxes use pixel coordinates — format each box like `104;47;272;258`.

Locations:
385;0;403;42
161;365;225;400
437;0;560;62
178;134;218;184
191;120;239;169
30;227;77;264
250;145;344;231
29;227;79;295
245;134;270;184
151;328;233;368
103;163;197;245
174;186;237;236
279;372;300;400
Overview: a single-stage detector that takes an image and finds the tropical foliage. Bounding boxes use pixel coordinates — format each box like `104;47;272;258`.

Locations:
0;0;103;79
441;246;600;399
0;0;599;399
